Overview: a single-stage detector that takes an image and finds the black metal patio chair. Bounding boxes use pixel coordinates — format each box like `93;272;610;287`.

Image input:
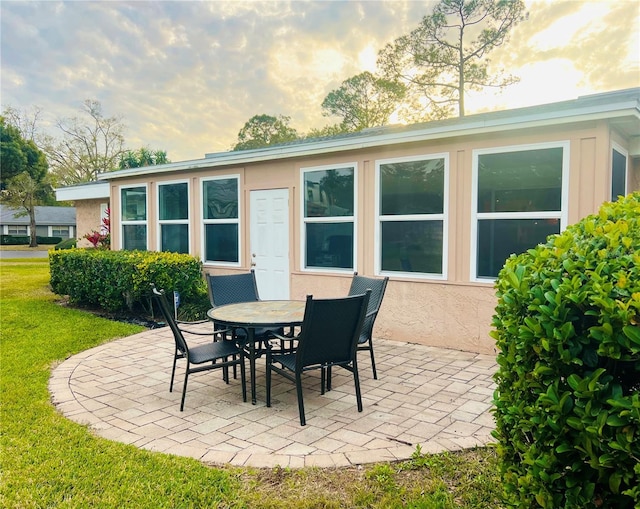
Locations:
347;272;389;380
206;270;260;308
265;290;370;426
206;270;287;354
324;273;389;391
151;284;246;411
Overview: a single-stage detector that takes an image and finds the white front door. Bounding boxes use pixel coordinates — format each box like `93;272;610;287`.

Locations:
250;189;290;300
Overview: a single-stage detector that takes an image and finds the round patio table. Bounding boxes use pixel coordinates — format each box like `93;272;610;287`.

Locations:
207;300;305;404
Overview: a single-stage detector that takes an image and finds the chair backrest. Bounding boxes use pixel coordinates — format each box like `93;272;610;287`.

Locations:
151;285;188;355
347;273;389;341
206;270;260;307
295;291;370;370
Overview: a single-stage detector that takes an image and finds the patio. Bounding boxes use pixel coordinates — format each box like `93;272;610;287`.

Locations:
49;324;497;468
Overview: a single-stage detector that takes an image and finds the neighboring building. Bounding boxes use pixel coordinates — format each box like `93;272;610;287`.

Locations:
57;88;640;354
0;204;76;240
55;181;109;247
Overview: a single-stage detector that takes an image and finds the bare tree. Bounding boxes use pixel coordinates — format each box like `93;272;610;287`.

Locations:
2;105;44;142
378;0;527;119
45;99;126;185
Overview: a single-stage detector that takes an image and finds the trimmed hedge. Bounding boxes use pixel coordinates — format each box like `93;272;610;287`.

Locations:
54;238;77;250
492;192;640;508
1;235;62;245
49;249;208;315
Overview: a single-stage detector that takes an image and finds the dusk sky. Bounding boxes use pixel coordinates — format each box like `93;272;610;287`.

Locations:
1;1;639;162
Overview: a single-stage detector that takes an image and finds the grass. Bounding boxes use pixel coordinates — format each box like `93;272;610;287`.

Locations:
0;259;505;508
0;244;53;251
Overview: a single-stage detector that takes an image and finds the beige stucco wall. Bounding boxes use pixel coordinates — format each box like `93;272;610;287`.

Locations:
108;119;639;355
74;199;108;248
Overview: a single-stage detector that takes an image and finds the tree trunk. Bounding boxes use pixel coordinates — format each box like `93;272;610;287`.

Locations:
458;29;465;117
28;202;38;248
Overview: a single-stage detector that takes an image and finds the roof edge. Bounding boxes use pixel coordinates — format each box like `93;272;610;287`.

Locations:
55;181;110;201
99;87;640;181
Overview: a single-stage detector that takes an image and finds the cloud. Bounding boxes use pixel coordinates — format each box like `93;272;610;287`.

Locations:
1;0;638;162
470;0;639;111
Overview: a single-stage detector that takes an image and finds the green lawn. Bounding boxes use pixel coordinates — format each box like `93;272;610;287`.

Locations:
0;244;52;251
0;259;504;508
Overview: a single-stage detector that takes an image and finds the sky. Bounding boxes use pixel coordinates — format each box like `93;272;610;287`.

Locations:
1;0;639;163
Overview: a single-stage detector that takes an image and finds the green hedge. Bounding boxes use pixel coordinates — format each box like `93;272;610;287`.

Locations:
492;192;640;508
1;235;62;245
49;249;208;315
54;238;77;250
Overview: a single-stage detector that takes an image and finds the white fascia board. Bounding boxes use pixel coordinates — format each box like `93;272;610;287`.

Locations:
55;182;110;201
97;95;640;181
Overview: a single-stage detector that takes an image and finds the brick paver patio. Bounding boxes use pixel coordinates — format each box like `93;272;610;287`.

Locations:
49;325;497;468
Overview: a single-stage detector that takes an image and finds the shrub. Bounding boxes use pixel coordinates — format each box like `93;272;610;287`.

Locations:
1;235;62;245
492;192;640;508
54;238;77;250
49;249;207;315
0;235;28;245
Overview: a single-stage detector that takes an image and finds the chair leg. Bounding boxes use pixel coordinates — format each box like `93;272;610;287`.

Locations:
170;350;178;392
222;357;230;384
326;366;332;391
352;362;363;413
320;367;326;395
180;368;190;412
369;344;378;380
295;373;306;426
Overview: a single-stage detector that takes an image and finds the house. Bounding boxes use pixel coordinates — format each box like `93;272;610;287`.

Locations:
57;88;640;354
0;204;76;240
55;181;109;247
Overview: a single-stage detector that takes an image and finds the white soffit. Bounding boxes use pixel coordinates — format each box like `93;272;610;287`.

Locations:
55;182;110;201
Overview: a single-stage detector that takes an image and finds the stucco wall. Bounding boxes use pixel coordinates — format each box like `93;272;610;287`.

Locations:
111;118;638;355
75;199;108;248
289;272;499;354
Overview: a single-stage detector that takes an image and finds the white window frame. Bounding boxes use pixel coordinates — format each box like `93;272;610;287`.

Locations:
611;142;629;201
119;184;148;251
156;180;190;254
8;225;28;235
200;175;241;267
470;141;570;283
374;153;449;280
300;162;358;274
50;226;71;237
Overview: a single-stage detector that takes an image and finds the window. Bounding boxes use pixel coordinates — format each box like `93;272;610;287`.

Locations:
8;225;27;235
52;226;69;236
472;142;568;280
121;186;147;250
611;145;628;201
158;181;189;254
202;176;240;264
376;154;448;278
302;164;356;271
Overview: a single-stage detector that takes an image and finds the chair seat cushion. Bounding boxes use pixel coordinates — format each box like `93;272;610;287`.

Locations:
189;340;240;364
